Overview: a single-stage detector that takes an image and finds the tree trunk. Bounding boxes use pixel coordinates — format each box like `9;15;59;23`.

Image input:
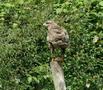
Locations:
50;57;66;90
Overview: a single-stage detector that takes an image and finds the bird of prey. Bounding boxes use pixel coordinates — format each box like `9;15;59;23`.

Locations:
43;20;69;61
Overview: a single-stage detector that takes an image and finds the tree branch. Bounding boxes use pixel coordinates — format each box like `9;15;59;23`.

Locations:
50;57;66;90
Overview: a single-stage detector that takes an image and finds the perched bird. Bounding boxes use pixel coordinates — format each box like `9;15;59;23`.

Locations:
43;20;69;61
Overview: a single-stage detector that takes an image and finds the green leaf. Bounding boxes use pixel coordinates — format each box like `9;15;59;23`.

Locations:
4;3;14;7
33;77;40;83
56;8;62;14
93;36;99;44
17;0;24;4
28;76;32;83
63;9;68;13
41;0;45;3
99;1;103;6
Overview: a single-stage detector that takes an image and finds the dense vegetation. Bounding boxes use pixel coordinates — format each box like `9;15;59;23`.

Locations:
0;0;103;90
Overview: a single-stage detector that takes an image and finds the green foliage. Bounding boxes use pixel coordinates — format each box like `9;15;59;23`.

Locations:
0;0;103;90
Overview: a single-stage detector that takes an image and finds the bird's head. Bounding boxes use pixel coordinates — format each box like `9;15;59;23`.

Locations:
43;20;57;28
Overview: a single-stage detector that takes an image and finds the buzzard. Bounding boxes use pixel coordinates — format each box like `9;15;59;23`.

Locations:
43;20;69;61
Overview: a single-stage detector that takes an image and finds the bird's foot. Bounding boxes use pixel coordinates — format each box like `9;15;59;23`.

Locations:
51;56;64;62
51;57;55;62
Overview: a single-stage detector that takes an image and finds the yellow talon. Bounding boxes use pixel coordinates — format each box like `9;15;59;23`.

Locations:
52;57;55;62
51;56;64;62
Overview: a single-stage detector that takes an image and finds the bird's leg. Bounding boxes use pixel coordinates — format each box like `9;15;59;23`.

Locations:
50;47;54;58
51;48;56;62
61;48;65;62
49;42;55;61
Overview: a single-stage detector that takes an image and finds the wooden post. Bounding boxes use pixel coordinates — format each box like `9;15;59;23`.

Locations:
50;57;66;90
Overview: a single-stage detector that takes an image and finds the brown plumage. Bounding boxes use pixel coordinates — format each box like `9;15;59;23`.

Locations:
43;20;69;61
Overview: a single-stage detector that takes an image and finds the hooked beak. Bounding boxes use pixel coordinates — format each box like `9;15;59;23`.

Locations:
43;23;47;26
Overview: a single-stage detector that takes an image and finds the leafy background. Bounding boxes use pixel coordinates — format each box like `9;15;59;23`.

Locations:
0;0;103;90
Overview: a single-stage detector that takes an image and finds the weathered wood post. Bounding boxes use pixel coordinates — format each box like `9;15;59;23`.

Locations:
50;57;66;90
